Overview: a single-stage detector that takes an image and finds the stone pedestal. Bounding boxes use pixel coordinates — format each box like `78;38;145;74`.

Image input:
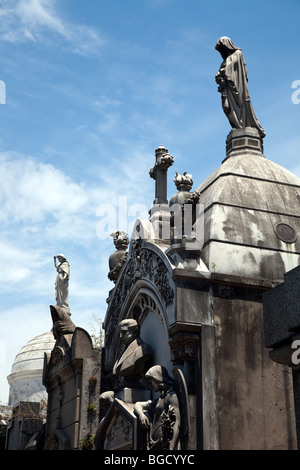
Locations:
43;326;101;450
224;127;264;161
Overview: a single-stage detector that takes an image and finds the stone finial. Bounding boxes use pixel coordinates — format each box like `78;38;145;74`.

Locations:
149;145;174;179
174;172;193;191
111;231;129;250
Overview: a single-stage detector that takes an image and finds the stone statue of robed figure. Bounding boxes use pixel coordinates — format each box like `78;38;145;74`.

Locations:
54;254;70;314
215;36;265;138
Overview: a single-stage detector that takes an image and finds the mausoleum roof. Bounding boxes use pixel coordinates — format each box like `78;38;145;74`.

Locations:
196;153;300;281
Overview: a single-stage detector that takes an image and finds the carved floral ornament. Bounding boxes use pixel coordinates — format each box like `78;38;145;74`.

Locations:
169;337;200;363
51;345;65;366
105;240;174;343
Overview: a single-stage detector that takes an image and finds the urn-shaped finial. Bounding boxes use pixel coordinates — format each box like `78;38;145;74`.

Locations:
170;171;194;207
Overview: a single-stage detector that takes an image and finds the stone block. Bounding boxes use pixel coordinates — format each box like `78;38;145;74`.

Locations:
263;283;293;348
284;266;300;332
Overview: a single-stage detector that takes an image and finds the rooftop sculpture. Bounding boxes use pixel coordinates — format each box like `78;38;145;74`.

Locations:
54;254;70;314
215;36;265;138
100;318;153;409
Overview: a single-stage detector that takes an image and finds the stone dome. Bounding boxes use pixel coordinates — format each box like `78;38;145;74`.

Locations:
7;331;55;407
197;153;300;282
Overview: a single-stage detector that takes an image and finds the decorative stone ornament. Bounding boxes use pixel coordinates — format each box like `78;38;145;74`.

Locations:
108;231;129;282
149;145;174;205
169;172;200;245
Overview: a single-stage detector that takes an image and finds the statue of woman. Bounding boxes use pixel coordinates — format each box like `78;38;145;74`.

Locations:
134;365;181;450
215;36;265;137
54;254;70;314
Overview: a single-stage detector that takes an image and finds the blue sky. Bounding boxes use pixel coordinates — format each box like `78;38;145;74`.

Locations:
0;0;299;404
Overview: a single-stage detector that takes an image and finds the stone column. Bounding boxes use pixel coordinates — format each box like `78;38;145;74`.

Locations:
150;145;174;204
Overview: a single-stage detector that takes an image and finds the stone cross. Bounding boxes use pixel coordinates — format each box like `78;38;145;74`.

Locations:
149;145;174;205
149;145;174;241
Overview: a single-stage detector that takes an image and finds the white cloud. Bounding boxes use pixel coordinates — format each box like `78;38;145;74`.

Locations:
0;0;104;56
0;152;91;223
0;240;43;284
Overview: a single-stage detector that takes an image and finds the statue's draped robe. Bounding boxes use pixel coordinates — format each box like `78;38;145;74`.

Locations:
218;48;265;137
55;261;70;311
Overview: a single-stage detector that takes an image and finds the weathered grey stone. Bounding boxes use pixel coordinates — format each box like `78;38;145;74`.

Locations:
263;266;300;349
6;402;43;450
100;318;153;408
197;152;300;281
263;283;293;348
134;366;182;450
43;306;101;450
215;36;265;138
263;265;300;449
108;231;129;283
284;266;300;332
224;127;264;160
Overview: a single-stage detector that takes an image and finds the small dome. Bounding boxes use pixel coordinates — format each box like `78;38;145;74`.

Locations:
7;332;55;407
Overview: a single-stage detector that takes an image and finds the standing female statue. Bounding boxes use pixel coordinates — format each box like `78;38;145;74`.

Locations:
54;254;70;314
215;36;265;137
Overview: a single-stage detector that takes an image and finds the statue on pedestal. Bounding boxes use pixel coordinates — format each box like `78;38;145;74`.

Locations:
100;319;153;408
54;254;70;314
215;36;265;138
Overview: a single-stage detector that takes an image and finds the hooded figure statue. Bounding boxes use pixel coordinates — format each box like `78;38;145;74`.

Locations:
134;365;181;450
215;36;265;138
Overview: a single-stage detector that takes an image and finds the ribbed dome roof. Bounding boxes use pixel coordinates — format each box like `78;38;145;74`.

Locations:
10;332;55;375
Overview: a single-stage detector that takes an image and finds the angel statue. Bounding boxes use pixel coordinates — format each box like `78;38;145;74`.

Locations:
54;254;70;314
134;365;189;450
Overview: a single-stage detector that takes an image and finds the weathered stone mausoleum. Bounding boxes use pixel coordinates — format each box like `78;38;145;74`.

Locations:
13;36;299;451
93;37;300;451
96;129;300;450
